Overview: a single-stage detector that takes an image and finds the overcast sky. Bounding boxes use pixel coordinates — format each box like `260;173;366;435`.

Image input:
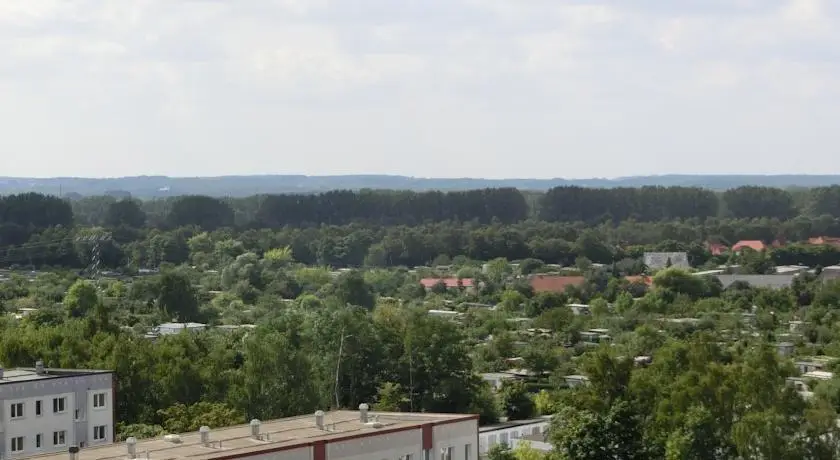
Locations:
1;0;838;179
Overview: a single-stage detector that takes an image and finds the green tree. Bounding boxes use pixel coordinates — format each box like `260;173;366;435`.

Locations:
263;247;294;265
513;441;547;460
64;280;99;318
374;382;409;412
499;381;536;421
157;271;200;322
106;199;146;228
331;270;375;309
158;402;245;433
486;444;516;460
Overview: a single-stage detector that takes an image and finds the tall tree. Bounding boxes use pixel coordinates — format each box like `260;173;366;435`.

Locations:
106;199;147;228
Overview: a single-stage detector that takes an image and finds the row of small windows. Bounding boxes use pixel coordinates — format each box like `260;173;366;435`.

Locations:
9;426;107;453
9;393;106;419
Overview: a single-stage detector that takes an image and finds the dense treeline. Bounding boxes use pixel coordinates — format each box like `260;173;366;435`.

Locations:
5;185;840;234
2;185;840;269
6;196;840;270
256;188;529;226
539;186;720;222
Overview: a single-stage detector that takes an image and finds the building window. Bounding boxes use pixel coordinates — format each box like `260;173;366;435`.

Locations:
11;436;24;452
440;447;454;460
10;402;24;419
53;430;67;446
36;400;43;416
93;392;107;408
53;397;66;414
94;425;107;441
465;444;472;460
36;434;43;448
422;450;430;460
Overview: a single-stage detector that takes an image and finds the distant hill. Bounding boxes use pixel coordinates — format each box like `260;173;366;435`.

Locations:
0;174;838;198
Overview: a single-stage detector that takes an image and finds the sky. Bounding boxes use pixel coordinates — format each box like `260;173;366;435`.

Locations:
1;0;839;179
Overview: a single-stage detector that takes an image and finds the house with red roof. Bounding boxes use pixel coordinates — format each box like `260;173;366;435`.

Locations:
529;275;586;294
808;236;840;248
420;277;475;291
625;275;654;286
706;242;728;256
732;240;767;253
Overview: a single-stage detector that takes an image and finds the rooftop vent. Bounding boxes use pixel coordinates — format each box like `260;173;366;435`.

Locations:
315;410;325;430
126;437;137;459
0;364;4;380
359;403;369;423
68;446;79;460
365;418;384;429
199;426;210;446
250;419;261;439
35;360;45;375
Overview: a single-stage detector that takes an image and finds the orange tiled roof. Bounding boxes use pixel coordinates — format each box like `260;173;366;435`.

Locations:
420;278;474;289
529;275;586;293
732;240;766;252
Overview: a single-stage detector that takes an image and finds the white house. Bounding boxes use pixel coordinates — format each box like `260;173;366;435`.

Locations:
644;252;690;270
154;322;208;335
479;417;551;456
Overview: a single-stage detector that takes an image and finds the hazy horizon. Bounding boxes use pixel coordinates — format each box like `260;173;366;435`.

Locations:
4;172;840;181
2;1;839;179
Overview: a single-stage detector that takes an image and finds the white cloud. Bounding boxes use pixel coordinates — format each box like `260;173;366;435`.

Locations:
0;0;839;179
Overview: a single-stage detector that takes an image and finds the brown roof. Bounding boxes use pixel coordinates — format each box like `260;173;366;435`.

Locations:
732;240;766;252
29;411;475;460
625;275;653;286
707;242;728;255
529;275;585;293
420;278;474;289
809;237;840;247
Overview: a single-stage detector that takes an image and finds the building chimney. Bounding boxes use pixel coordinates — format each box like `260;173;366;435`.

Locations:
35;360;45;375
359;403;369;423
199;426;210;446
250;419;261;439
68;446;79;460
315;410;325;430
126;437;137;459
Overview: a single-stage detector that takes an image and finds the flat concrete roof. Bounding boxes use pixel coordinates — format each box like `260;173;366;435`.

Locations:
27;411;476;460
479;416;551;433
0;368;112;385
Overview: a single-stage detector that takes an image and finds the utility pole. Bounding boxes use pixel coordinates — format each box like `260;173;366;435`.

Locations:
334;329;354;409
76;231;111;286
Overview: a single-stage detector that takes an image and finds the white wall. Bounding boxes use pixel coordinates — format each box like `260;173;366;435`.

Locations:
3;392;76;458
86;388;114;445
236;445;312;460
478;420;549;455
327;428;423;460
433;420;478;460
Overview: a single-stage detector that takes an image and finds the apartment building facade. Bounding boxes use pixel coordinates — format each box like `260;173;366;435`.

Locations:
0;362;114;459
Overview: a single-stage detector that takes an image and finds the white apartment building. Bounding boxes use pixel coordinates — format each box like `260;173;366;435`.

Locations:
478;417;551;457
30;405;477;460
0;362;114;459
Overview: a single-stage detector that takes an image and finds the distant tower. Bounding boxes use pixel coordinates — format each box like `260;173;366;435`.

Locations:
78;232;111;285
